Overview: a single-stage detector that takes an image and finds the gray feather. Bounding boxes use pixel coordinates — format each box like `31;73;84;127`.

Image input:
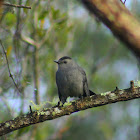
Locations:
55;56;95;105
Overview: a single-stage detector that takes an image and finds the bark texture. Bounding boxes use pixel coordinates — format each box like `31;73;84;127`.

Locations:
0;82;140;136
81;0;140;58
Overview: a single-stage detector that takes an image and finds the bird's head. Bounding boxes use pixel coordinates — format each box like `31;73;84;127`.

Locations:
54;56;76;69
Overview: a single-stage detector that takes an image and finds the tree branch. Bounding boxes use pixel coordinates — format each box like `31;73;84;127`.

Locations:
0;40;21;93
0;81;140;136
33;47;40;105
3;2;31;9
120;0;126;5
80;0;140;58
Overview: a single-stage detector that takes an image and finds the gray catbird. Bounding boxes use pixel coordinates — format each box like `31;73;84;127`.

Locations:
54;56;96;106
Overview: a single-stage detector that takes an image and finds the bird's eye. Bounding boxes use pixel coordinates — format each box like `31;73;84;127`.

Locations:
64;61;67;64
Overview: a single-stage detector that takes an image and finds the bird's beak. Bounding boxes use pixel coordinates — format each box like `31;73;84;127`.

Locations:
54;60;59;64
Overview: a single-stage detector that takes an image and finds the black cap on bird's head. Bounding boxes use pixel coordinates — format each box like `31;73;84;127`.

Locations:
54;56;72;64
59;56;71;61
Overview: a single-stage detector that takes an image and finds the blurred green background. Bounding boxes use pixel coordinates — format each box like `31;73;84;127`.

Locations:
0;0;139;139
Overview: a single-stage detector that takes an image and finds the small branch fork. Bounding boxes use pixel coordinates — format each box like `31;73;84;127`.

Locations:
120;0;126;4
0;40;21;93
0;81;139;136
3;2;31;9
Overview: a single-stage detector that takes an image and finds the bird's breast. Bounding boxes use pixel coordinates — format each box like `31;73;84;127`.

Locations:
56;68;83;97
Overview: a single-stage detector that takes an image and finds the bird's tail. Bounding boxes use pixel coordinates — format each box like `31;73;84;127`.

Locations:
89;90;96;96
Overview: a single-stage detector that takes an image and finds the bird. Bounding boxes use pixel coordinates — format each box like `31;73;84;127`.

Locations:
54;56;96;106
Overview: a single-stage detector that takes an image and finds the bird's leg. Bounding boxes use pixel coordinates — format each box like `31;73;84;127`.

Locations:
57;101;61;106
53;101;60;108
89;90;96;96
53;101;63;108
79;94;84;101
61;97;67;106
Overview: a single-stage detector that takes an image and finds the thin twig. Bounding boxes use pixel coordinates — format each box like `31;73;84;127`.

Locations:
124;0;126;4
0;40;21;93
21;35;39;47
29;105;33;113
38;25;53;48
120;0;126;4
33;47;40;105
12;0;22;94
3;3;31;9
120;0;123;4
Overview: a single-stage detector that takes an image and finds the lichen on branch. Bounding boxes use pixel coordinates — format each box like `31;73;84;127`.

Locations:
0;81;140;136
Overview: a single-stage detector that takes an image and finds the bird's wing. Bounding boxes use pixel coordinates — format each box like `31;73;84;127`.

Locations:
56;71;62;101
78;66;90;97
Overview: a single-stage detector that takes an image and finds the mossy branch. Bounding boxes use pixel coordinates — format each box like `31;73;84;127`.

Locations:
0;81;140;136
81;0;140;58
